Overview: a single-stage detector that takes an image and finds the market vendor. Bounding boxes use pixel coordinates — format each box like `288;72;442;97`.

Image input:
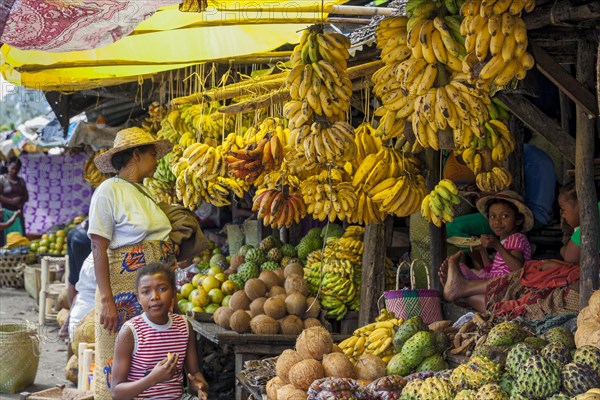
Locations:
0;157;29;235
88;127;177;400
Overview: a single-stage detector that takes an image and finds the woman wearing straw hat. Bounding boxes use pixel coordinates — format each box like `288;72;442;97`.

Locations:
88;127;176;400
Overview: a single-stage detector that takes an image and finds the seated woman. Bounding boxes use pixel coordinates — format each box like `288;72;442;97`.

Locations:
441;182;598;317
440;191;533;307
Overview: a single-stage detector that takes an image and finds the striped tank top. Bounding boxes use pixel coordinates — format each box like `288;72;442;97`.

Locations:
124;313;189;399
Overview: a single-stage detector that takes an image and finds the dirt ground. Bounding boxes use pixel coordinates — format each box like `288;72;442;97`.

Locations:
0;287;72;399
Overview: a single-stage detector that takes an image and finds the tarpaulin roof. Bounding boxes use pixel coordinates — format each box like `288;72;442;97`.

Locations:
1;1;345;91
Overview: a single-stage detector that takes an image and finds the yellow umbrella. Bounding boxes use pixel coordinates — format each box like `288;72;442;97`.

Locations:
1;1;345;91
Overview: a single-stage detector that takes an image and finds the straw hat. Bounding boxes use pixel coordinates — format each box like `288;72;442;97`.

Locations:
4;232;30;248
94;127;172;173
476;190;534;232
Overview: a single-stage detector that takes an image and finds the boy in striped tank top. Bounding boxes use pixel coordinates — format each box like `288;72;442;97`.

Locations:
110;263;208;400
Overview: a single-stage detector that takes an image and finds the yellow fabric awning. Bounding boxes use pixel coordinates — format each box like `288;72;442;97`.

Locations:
1;1;345;91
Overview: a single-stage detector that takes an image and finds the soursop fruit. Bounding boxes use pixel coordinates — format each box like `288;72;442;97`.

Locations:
542;326;576;349
258;236;277;252
416;353;449;372
455;390;477;400
245;248;265;266
513;354;561;399
472;344;508;366
387;352;414;376
416;377;455;399
541;341;572;368
237;262;259;282
320;223;343;239
400;331;437;368
498;373;515;397
228;273;244;290
523;336;549;350
506;343;537;377
280;243;297;257
306;227;322;238
393;316;429;352
546;393;571;400
450;356;503;390
279;256;291;267
561;362;600;397
296;236;323;260
487;321;528;347
572;345;600;375
260;261;279;271
399;379;423;400
267;247;283;263
475;383;509;400
237;244;254;257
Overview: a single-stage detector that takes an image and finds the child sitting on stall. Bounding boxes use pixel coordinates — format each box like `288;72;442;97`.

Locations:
110;262;208;400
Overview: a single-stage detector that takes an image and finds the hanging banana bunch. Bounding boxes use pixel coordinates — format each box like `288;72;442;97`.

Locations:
252;187;307;229
300;169;357;223
421;179;461;227
83;149;109;189
141;101;167;134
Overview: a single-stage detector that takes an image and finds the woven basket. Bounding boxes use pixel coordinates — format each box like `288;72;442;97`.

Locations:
0;323;40;393
0;254;29;288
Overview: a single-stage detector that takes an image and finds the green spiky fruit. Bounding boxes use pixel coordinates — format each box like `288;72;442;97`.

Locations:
416;353;449;372
514;354;561;399
486;321;528;347
523;336;548;350
541;341;572;368
498;373;514;397
400;331;437;369
399;379;423;400
572;345;600;375
306;227;322;238
393;316;429;352
280;256;291;267
296;236;323;260
561;362;600;397
416;377;455;399
542;326;575;349
450;356;503;391
237;244;254;257
472;344;508;366
475;383;508;400
260;261;279;271
259;236;277;252
267;247;283;263
245;248;265;266
506;343;537;377
280;243;297;257
228;273;244;289
546;393;571;400
320;223;344;239
387;352;414;376
454;390;477;400
237;262;259;282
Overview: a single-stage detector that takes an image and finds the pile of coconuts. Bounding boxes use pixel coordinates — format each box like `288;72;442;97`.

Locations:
213;261;323;335
266;326;388;400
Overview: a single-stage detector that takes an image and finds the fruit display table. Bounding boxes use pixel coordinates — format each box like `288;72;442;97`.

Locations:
187;318;349;400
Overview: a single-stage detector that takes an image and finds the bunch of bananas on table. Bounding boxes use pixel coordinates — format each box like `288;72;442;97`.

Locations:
421;179;461;227
460;0;535;87
300;169;356;222
82;149;109;189
251;187;307;228
338;311;404;363
140;101;167;134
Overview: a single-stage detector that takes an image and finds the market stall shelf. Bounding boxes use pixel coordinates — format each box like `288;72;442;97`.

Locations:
187;319;349;400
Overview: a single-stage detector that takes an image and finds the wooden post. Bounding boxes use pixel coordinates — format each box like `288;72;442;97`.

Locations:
358;219;389;326
575;39;600;309
425;148;444;291
507;118;525;195
558;91;573;183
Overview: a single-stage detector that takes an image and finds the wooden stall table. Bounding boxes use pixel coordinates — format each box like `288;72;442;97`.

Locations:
187;318;349;400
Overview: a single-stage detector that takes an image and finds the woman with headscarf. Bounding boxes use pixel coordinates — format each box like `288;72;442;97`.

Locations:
88;128;176;399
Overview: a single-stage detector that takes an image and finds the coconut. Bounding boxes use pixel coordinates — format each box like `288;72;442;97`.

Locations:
249;297;267;318
244;278;267;300
285;262;304;279
280;315;304;336
304;318;322;329
288;359;324;390
322;352;356;378
304;297;321;319
229;255;245;272
284;274;309;296
276;384;297;400
229;309;252;333
287;389;308;400
229;290;251;311
250;314;280;335
259;270;280;290
269;285;287;298
266;376;286;400
273;268;286;285
276;349;303;382
331;343;342;353
214;306;234;329
285;292;307;316
263;297;287;320
355;354;387;381
296;326;333;361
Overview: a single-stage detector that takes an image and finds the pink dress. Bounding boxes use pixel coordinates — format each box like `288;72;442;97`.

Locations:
460;233;532;280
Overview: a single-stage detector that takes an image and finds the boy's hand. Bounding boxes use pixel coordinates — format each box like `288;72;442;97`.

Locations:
188;372;208;400
480;234;500;249
149;353;178;384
